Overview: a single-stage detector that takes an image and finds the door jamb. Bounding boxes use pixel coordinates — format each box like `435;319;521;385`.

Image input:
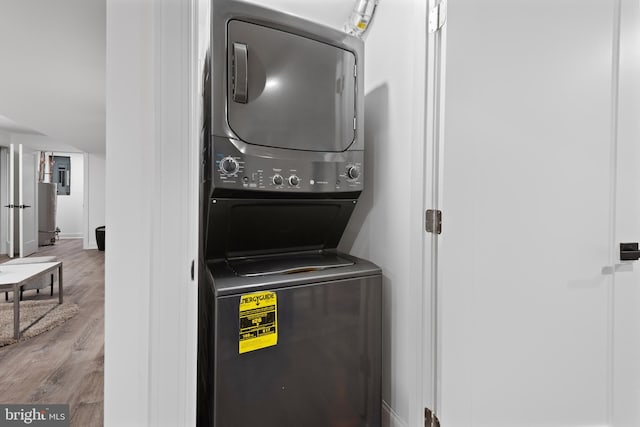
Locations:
422;0;449;422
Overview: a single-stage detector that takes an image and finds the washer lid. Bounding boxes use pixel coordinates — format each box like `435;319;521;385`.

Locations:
207;252;382;297
228;253;354;277
227;20;357;152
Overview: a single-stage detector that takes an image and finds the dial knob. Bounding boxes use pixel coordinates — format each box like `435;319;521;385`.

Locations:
272;174;284;186
347;166;360;180
220;157;239;175
289;175;300;186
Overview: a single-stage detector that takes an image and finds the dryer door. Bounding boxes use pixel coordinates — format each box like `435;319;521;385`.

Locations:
227;20;357;152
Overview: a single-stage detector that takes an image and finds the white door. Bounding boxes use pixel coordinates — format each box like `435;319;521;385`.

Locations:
7;143;38;258
19;145;38;257
6;144;15;257
436;0;639;426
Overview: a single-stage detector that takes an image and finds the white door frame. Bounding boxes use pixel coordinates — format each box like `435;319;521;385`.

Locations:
612;0;640;424
145;0;200;425
8;144;14;257
18;144;23;257
0;146;9;256
421;0;448;423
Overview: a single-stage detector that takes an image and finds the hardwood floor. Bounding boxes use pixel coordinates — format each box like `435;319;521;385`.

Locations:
0;239;104;426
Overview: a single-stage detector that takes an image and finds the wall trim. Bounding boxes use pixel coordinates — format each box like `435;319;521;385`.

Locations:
83;152;90;250
383;401;409;427
59;234;83;239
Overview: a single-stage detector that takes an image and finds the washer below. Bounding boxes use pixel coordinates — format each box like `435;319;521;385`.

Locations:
198;252;382;427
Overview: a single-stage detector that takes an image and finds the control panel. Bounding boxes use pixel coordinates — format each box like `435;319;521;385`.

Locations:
211;137;364;194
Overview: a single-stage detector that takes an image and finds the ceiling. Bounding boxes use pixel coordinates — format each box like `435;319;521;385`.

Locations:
0;0;105;153
0;114;42;135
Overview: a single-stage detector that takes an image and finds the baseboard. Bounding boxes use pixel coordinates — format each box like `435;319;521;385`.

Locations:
84;243;98;250
383;401;408;427
59;234;83;239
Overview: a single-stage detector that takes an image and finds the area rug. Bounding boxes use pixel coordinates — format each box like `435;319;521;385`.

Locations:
0;300;79;347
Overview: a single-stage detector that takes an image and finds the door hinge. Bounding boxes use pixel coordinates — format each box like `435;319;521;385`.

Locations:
354;64;357;77
354;117;357;130
425;408;441;427
428;0;448;33
190;260;195;281
426;209;442;234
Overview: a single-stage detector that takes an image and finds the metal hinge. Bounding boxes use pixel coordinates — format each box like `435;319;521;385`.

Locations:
354;117;357;130
425;408;441;427
428;0;448;33
354;64;357;77
425;209;442;234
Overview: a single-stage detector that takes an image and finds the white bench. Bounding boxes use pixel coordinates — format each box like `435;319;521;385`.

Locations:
2;256;58;301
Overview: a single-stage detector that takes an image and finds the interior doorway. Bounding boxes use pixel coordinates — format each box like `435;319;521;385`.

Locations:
39;152;85;241
0;143;38;258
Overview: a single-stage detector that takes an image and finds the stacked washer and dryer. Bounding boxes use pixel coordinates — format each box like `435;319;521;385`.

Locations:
198;2;382;426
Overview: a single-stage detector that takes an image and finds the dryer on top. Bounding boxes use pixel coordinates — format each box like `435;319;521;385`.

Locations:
207;0;365;198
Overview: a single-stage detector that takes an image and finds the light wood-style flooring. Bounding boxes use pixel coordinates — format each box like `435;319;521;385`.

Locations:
0;239;104;426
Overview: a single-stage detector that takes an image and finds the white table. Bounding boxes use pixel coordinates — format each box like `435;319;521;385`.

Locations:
0;261;63;339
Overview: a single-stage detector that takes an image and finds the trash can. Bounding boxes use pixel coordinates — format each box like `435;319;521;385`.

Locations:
96;226;105;251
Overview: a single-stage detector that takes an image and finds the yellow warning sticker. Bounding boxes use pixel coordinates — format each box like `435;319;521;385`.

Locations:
239;291;278;354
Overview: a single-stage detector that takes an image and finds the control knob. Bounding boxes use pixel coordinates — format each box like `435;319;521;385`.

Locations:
272;174;284;186
220;156;239;175
289;175;300;186
346;165;360;180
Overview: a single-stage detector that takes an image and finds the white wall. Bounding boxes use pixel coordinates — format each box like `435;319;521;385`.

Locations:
84;153;105;249
106;0;197;426
339;2;429;426
105;0;154;424
0;130;10;145
242;5;431;426
54;152;84;239
239;2;431;426
242;0;353;29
